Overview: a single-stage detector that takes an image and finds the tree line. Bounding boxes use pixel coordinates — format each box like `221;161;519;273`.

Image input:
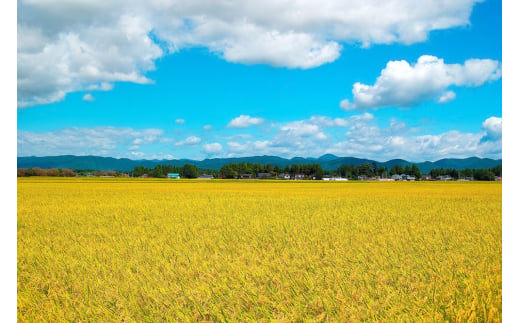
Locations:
17;163;502;181
17;168;121;177
219;162;325;179
428;165;501;180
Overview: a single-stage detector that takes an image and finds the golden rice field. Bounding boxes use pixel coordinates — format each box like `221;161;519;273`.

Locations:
17;178;501;322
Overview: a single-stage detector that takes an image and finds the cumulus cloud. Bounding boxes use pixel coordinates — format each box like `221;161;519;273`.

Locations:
227;115;264;128
18;13;161;107
340;55;501;110
18;0;483;107
481;116;502;142
175;136;201;146
203;125;213;131
175;119;185;125
17;127;164;157
203;142;223;154
82;93;95;102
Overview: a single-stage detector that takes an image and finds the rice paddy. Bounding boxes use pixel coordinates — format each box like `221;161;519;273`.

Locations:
17;178;501;321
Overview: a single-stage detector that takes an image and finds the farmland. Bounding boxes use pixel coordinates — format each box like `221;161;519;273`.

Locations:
17;178;501;321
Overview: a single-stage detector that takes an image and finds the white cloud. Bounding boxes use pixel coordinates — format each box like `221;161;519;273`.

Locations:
227;115;264;128
18;0;484;107
87;82;114;91
130;151;145;158
18;127;164;157
309;116;349;127
175;118;185;125
437;91;456;103
217;134;254;140
18;14;161;107
481;116;502;142
203;125;213;131
203;142;223;154
17;115;502;161
82;93;95;102
221;114;501;160
279;121;320;137
175;136;201;146
224;114;367;157
340;55;501;110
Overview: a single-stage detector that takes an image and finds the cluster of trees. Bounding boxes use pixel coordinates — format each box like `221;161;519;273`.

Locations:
429;165;501;180
17;168;121;177
334;162;422;179
336;162;390;179
131;164;217;179
18;168;76;177
389;164;422;178
219;162;324;179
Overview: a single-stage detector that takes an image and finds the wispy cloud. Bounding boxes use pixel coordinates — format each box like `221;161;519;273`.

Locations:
17;115;502;161
222;114;502;161
203;142;223;154
17;127;164;157
175;136;201;146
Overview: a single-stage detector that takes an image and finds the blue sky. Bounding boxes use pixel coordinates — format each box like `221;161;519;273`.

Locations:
17;0;502;162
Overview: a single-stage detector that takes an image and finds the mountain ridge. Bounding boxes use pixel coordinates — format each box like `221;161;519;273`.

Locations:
17;155;502;174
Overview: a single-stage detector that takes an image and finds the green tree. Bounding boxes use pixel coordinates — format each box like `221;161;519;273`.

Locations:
220;164;238;179
314;164;324;180
182;164;199;178
376;166;388;178
411;164;421;179
133;166;146;177
389;165;399;176
152;165;164;178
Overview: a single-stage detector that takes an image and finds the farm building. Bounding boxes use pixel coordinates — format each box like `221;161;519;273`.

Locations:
197;174;214;179
323;176;348;181
167;173;181;179
257;173;272;179
277;173;291;180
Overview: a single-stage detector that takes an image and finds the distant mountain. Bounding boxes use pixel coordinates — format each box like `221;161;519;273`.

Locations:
318;154;339;161
17;155;502;174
